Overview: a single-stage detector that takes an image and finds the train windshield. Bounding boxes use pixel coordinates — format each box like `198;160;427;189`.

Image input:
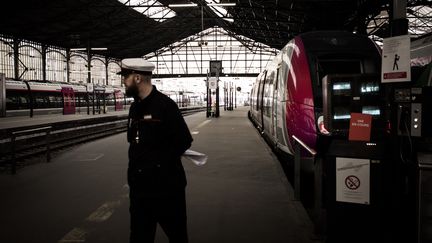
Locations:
319;59;362;77
313;58;363;108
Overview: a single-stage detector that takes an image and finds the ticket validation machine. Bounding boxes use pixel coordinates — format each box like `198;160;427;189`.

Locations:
392;86;432;243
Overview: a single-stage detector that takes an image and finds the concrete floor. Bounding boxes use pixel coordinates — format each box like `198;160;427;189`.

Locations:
0;107;320;243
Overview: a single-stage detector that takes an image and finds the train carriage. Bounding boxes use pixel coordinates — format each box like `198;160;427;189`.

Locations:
250;31;382;157
4;79;128;117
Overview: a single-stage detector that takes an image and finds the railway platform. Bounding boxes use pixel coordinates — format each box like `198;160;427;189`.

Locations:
0;106;320;243
0;110;129;130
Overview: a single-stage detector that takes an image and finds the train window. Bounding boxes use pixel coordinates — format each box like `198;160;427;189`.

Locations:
30;92;64;109
106;93;115;106
6;91;29;110
313;58;363;107
6;96;19;110
266;71;275;85
275;68;280;90
49;94;63;108
76;93;88;107
323;74;385;138
125;97;131;105
20;97;29;108
33;94;47;109
318;59;362;80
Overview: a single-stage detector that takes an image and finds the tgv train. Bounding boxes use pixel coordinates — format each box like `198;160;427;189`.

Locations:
249;31;381;157
5;79;131;117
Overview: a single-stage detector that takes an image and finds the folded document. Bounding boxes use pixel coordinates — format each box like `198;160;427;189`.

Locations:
182;150;207;166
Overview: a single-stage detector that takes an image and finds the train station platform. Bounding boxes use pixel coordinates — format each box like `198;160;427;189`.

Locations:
0;110;129;130
0;106;320;243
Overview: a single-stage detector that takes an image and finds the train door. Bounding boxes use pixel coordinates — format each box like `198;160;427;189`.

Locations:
263;70;275;137
62;87;75;115
275;54;291;154
114;90;123;111
257;71;267;130
271;67;280;138
250;78;259;121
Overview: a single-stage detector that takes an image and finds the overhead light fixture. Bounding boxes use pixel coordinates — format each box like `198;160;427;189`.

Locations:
223;18;234;22
208;3;236;7
70;47;108;51
168;2;235;7
168;3;198;8
69;70;92;73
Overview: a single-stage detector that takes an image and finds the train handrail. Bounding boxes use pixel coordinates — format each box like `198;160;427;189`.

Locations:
291;134;324;234
292;135;317;156
291;135;317;202
10;126;52;174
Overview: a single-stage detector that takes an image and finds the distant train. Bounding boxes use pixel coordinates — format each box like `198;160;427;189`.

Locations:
5;79;132;117
249;31;382;157
4;79;206;117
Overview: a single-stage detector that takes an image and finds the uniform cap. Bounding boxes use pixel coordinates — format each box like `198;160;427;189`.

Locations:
117;58;155;75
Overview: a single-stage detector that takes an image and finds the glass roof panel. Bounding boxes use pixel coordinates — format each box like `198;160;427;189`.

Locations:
367;5;432;38
407;5;432;36
118;0;176;22
204;0;234;22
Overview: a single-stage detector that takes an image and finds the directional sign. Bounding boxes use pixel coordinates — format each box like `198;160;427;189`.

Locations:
208;77;218;90
87;83;94;92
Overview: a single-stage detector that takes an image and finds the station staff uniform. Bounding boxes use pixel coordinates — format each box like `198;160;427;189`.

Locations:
122;59;193;243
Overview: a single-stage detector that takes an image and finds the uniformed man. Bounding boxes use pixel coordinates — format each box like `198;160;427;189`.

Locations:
118;58;193;243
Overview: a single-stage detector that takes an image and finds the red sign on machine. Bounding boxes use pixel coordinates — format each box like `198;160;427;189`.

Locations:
348;113;372;141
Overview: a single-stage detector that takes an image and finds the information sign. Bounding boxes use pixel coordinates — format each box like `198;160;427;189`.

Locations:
348;113;372;141
336;157;370;204
209;77;218;90
381;35;411;83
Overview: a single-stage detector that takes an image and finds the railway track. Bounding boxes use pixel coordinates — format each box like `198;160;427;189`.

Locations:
0;107;205;174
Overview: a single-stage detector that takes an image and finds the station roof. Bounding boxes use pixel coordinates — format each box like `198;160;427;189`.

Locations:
0;0;430;59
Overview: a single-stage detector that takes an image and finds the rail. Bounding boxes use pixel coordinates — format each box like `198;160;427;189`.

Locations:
10;126;52;174
291;135;324;237
180;106;206;116
292;135;317;199
292;135;317;156
0;107;205;174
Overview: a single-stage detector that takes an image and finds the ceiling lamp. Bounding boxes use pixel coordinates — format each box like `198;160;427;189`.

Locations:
168;3;198;7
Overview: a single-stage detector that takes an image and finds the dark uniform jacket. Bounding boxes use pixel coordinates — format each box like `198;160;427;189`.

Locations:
127;86;193;198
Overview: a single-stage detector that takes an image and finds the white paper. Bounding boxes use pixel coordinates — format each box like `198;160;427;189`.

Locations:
182;149;207;166
336;157;370;205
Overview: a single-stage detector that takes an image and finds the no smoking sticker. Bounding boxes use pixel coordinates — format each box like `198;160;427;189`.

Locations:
336;157;370;204
345;175;360;190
